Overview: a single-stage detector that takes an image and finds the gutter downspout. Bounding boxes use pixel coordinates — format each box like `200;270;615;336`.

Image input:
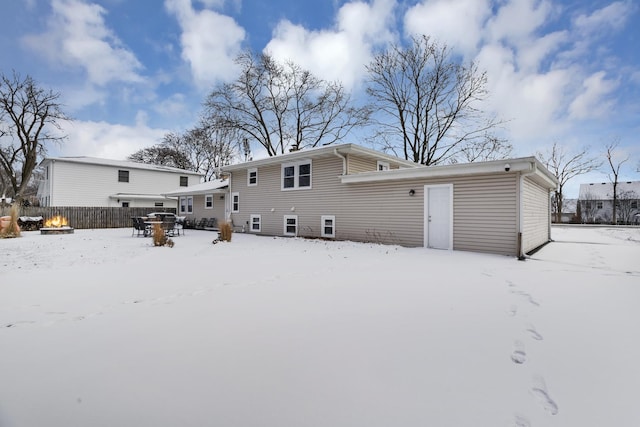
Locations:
333;148;347;176
225;172;232;222
517;161;538;260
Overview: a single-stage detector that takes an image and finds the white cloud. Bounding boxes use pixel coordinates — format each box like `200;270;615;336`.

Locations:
22;0;144;86
404;0;491;57
569;71;619;120
164;0;245;87
265;0;396;88
56;119;168;160
152;93;191;122
475;43;574;144
484;0;554;45
574;1;633;34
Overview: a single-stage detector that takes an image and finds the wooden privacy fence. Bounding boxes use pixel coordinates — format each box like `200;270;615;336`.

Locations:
0;207;177;230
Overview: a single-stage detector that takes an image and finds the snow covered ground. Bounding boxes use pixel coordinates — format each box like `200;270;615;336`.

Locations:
1;226;638;427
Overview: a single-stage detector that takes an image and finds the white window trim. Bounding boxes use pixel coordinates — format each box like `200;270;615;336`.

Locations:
377;160;390;171
281;160;312;191
321;215;336;238
283;215;298;236
250;214;261;233
247;168;258;187
231;192;240;213
180;196;193;214
204;194;214;209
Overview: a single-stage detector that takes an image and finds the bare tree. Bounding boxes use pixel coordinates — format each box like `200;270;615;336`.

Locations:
181;121;238;181
538;142;601;223
204;51;370;156
365;35;507;165
580;192;599;223
456;136;513;163
132;120;239;182
128;144;194;170
605;139;629;224
0;71;69;202
616;190;638;225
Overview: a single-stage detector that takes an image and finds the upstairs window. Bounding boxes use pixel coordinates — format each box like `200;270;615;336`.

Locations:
248;168;258;186
596;201;603;209
282;161;312;190
377;161;390;171
118;170;129;183
180;176;188;187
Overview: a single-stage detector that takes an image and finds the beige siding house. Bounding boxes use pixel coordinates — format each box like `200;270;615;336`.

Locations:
37;157;203;208
163;179;228;224
221;144;557;257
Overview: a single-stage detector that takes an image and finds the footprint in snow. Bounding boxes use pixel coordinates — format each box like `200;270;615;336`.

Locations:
514;414;531;427
510;289;540;307
531;376;559;415
526;325;544;341
4;320;36;328
511;341;527;364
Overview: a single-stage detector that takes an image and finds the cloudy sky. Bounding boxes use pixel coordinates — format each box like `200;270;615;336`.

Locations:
1;0;639;196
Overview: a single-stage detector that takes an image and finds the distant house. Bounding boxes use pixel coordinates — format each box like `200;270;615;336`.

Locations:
220;143;557;257
558;198;578;223
578;181;640;224
37;157;203;208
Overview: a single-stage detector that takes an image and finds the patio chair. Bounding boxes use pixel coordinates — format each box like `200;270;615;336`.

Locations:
131;217;147;237
204;217;218;231
195;218;207;230
175;217;186;235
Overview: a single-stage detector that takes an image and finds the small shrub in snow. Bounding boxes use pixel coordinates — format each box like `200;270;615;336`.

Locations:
219;221;232;242
0;205;21;239
152;223;174;248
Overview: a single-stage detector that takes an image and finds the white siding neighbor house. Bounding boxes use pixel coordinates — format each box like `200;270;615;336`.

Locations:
221;144;557;258
37;157;203;208
579;181;640;224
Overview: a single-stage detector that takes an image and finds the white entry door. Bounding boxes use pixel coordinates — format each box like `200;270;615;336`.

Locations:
424;185;452;250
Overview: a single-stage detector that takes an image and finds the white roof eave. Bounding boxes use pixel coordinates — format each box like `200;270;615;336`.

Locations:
340;157;557;189
109;194;178;200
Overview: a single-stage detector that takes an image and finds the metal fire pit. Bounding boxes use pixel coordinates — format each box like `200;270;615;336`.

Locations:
41;226;74;235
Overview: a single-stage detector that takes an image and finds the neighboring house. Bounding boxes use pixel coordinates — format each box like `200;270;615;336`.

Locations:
37;157;203;208
578;181;640;224
163;179;228;222
558;198;578;223
221;143;557;257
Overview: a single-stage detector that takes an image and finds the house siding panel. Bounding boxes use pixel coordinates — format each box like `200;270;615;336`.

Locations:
230;154;519;255
522;176;550;253
44;160;200;207
188;194;226;222
347;155;377;174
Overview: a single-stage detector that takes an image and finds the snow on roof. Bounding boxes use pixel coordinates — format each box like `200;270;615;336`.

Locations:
41;156;202;176
163;179;229;196
578;181;640;199
222;143;421;171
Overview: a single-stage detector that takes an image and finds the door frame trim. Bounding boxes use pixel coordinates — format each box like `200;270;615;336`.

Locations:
423;184;453;250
